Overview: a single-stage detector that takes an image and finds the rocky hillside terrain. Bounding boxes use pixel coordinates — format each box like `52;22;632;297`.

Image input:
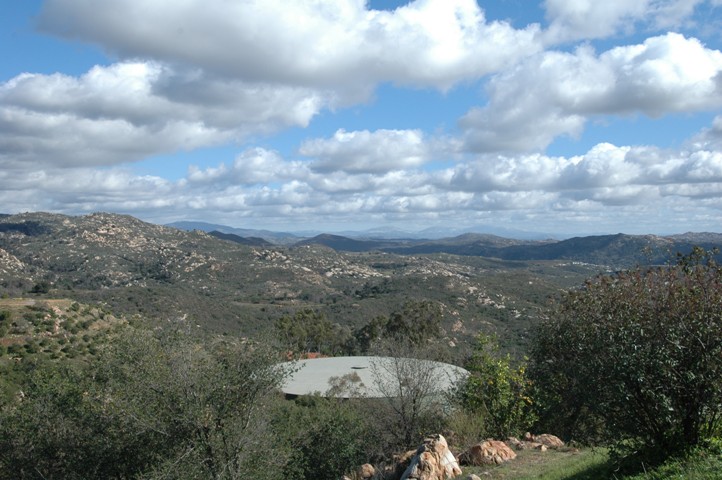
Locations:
1;211;709;353
172;220;722;267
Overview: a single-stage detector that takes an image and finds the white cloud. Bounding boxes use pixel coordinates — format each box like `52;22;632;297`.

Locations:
38;0;542;94
187;148;309;186
689;115;722;150
0;63;325;168
460;33;722;152
0;1;546;170
3;0;722;235
543;0;708;43
544;0;649;42
17;130;722;224
558;144;642;189
4;127;722;233
300;129;429;173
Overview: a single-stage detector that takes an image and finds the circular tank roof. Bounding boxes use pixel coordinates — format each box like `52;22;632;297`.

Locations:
279;356;468;398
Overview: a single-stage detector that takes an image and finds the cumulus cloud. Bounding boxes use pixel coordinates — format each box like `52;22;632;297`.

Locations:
460;33;722;152
689;115;722;150
3;0;722;235
37;0;541;94
439;137;722;211
0;62;325;168
300;129;430;173
0;1;547;170
543;0;708;43
187;148;309;187
5;115;722;234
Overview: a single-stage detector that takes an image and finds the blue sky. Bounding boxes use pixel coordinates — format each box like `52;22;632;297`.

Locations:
2;1;722;237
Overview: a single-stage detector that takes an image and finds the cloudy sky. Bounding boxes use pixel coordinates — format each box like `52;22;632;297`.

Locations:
3;0;722;237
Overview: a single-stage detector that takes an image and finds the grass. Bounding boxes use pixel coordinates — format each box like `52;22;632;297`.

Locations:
621;445;722;480
463;447;610;480
460;442;722;480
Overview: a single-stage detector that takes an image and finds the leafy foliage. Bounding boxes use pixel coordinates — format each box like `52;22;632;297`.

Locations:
271;396;374;480
0;323;289;479
0;212;604;354
351;300;443;354
275;308;341;355
530;248;722;453
457;334;536;439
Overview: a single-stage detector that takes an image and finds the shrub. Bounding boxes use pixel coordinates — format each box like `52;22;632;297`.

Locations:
30;281;50;294
0;324;289;479
456;334;536;439
530;248;722;454
272;396;373;480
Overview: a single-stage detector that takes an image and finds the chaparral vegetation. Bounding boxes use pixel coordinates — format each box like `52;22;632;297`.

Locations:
1;214;721;479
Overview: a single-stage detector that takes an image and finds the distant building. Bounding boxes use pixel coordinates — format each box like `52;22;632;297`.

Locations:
279;356;468;399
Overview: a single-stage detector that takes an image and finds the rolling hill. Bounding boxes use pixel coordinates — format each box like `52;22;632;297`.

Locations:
2;212;718;355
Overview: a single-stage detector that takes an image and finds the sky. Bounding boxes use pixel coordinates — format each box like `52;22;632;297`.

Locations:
2;0;722;238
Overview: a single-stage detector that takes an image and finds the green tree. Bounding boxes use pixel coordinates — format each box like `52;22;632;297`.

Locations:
529;248;722;454
30;281;50;294
0;310;10;336
384;300;442;346
457;334;536;439
351;300;443;354
276;309;336;355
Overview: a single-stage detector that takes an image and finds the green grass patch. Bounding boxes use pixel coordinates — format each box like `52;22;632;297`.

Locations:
621;444;722;480
464;448;610;480
462;442;722;480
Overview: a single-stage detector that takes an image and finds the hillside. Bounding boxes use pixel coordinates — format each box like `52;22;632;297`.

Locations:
4;212;719;354
0;212;618;353
294;231;722;266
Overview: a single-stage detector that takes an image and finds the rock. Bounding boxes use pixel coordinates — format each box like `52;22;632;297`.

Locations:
400;434;462;479
394;449;418;479
459;440;516;466
358;463;375;479
516;433;564;451
535;434;564;449
465;475;482;480
506;437;525;450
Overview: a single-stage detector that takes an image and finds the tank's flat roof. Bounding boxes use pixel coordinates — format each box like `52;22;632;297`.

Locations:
279;356;468;398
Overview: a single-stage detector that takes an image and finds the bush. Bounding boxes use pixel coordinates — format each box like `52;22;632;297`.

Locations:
272;396;373;480
530;248;722;454
0;324;290;479
456;334;536;440
30;281;50;294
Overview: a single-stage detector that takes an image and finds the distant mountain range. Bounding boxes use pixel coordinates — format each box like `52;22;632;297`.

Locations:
166;221;557;242
3;211;722;352
207;230;273;247
168;220;722;266
166;221;301;245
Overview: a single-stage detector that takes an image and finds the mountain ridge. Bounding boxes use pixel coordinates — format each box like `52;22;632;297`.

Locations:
2;211;721;352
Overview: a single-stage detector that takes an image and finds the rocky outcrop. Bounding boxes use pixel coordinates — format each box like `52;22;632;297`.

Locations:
358;463;376;479
533;434;564;448
506;432;565;451
459;440;516;466
505;433;565;452
400;434;462;480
